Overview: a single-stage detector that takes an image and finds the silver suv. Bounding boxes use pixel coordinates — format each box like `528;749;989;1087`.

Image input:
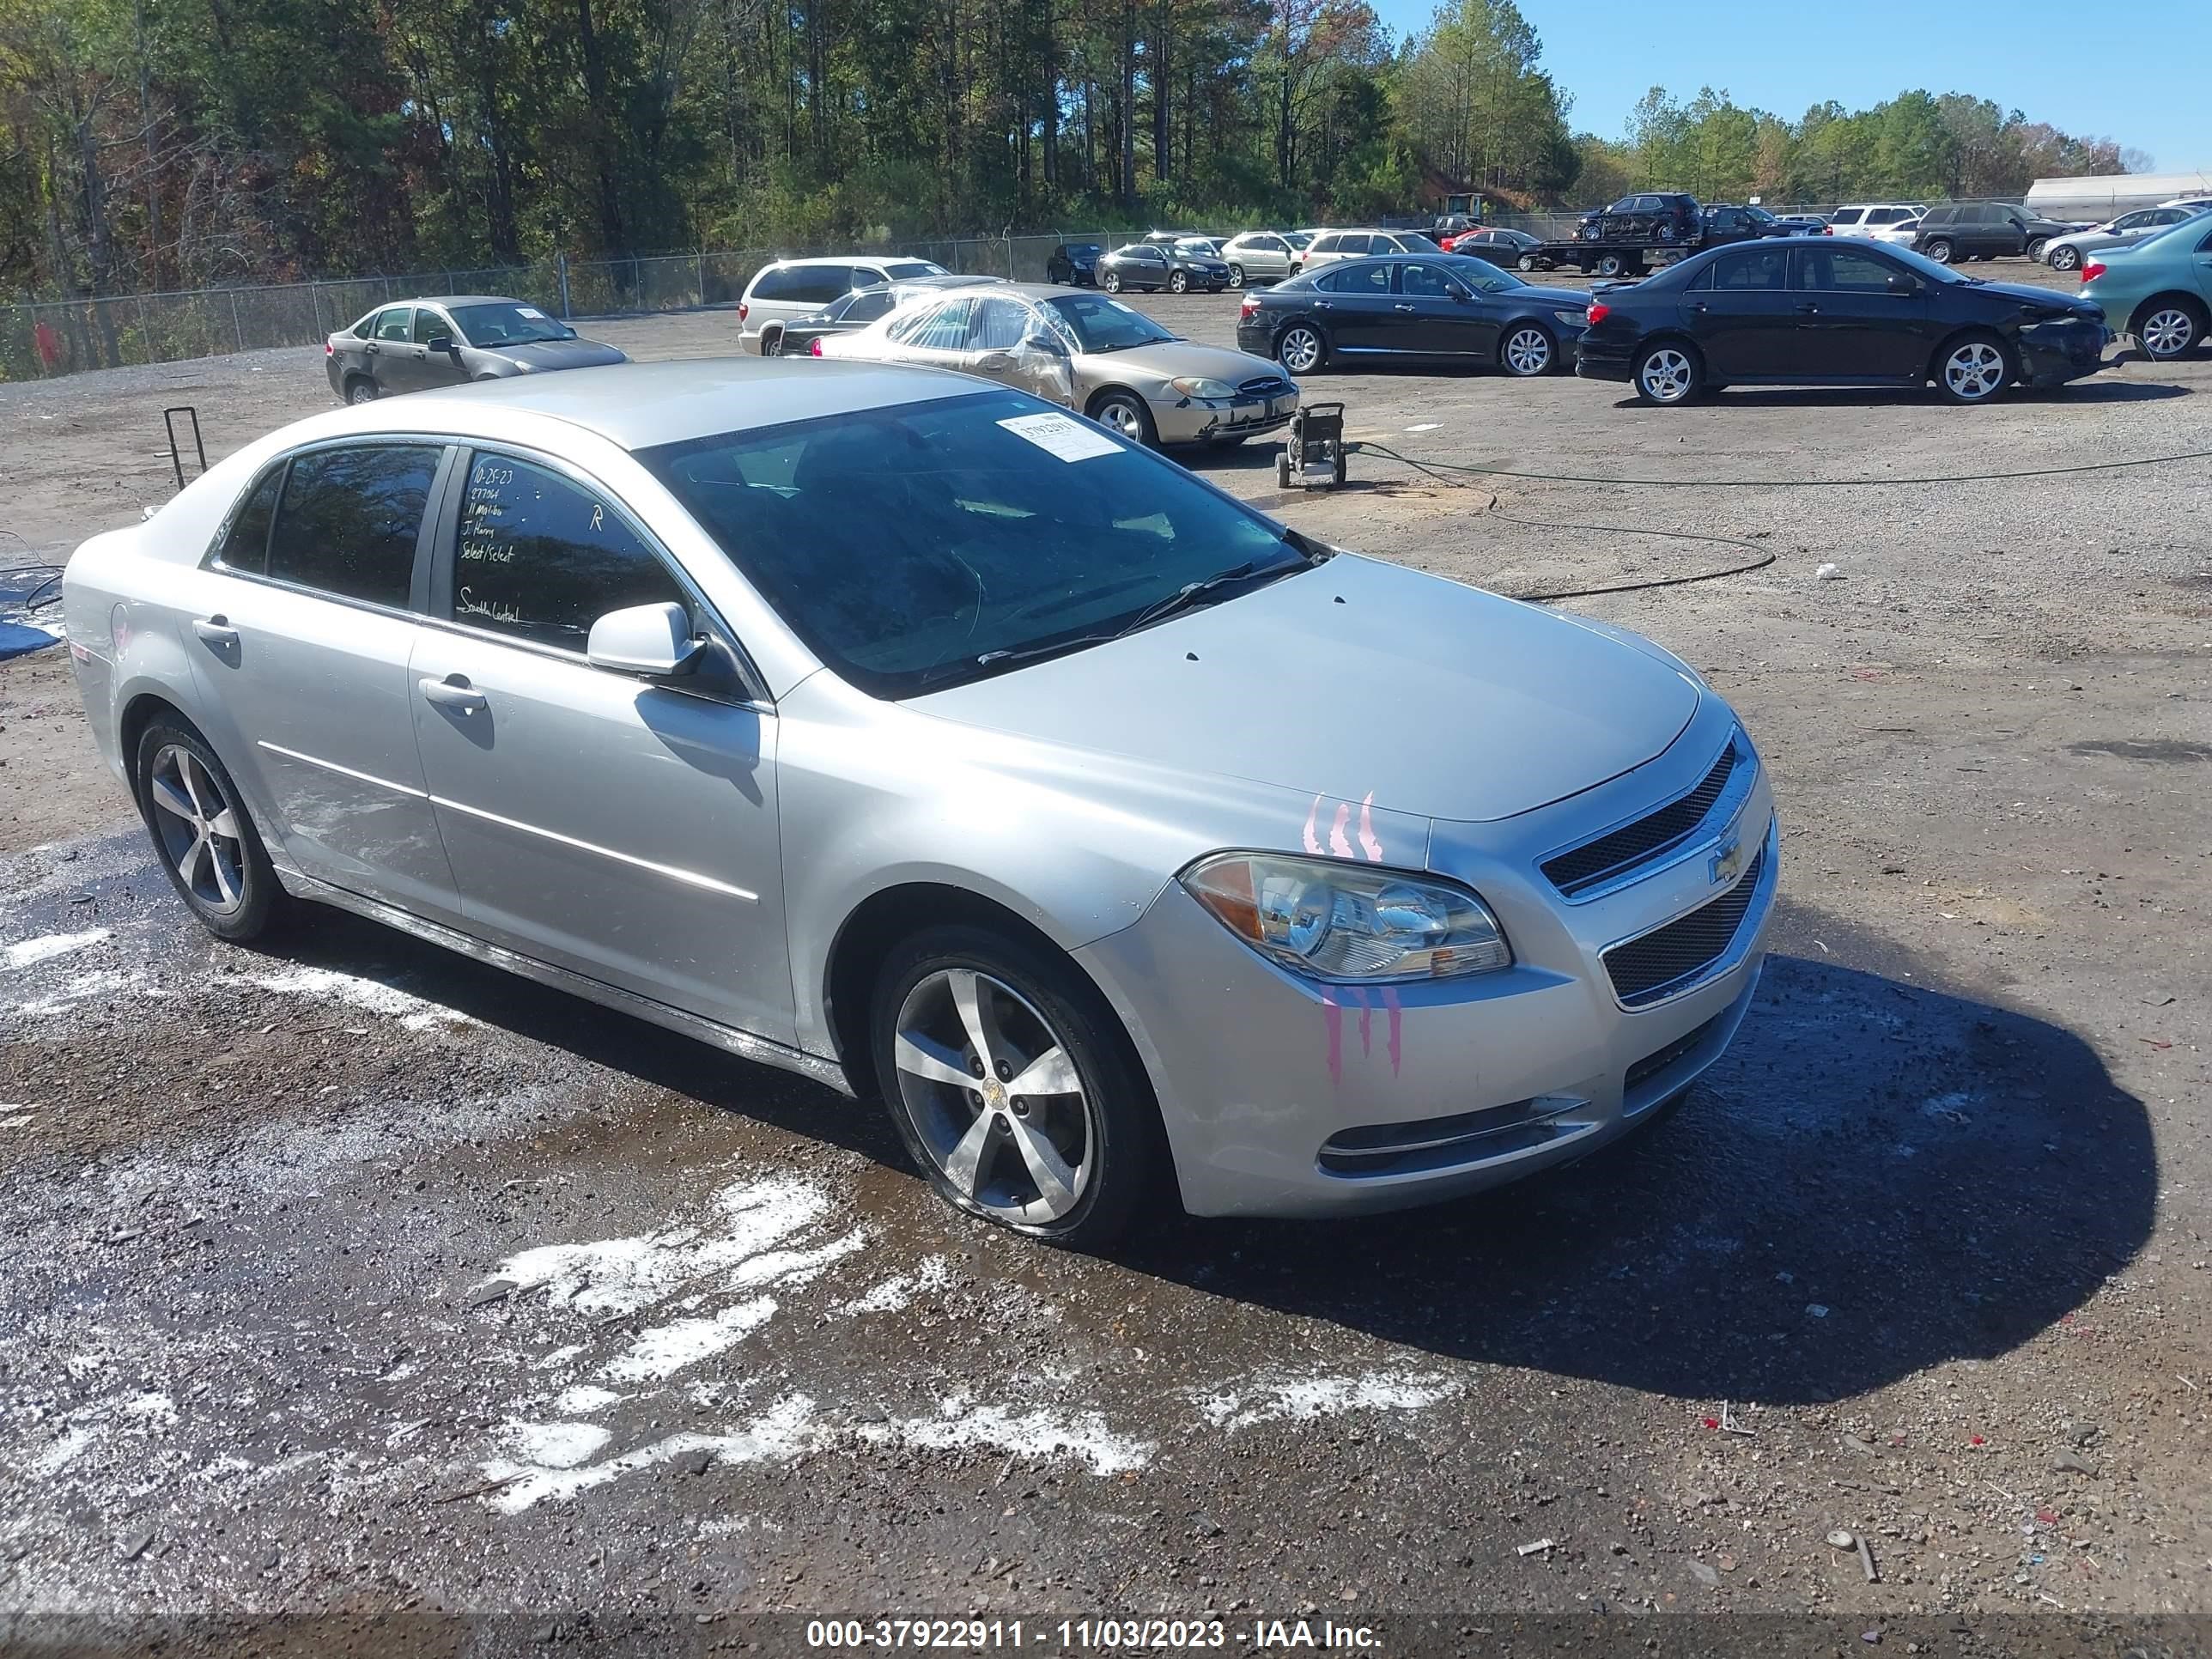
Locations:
738;256;952;355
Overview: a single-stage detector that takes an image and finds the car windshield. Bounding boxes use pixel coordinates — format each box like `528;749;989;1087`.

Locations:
1041;293;1176;352
1443;255;1522;294
641;390;1306;698
882;261;949;279
1394;232;1443;252
1745;206;1778;224
1065;243;1102;256
1875;244;1977;285
449;301;574;346
1285;232;1314;248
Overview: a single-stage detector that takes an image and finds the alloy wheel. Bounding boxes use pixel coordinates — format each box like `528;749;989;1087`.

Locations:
2050;245;2081;271
1101;270;1121;293
1228;265;1245;289
2142;307;2197;359
1943;340;2006;400
1169;270;1189;294
148;743;247;914
1092;397;1147;442
891;968;1094;1225
763;330;783;356
347;380;376;404
1638;347;1693;404
1503;326;1552;376
1279;326;1322;374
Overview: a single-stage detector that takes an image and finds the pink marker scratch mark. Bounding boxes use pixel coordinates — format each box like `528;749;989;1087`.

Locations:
1357;792;1382;862
1352;987;1372;1056
1302;795;1325;856
1382;988;1402;1077
1322;988;1343;1085
1328;802;1354;859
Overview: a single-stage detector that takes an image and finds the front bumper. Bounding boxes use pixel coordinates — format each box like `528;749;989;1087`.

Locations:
1076;709;1778;1218
2016;319;2111;386
1152;386;1300;445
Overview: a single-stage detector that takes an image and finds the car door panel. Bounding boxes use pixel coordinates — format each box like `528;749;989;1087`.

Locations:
1396;261;1492;356
1790;246;1925;376
411;307;469;389
1686;246;1797;375
1318;262;1396;349
410;448;796;1041
183;443;463;919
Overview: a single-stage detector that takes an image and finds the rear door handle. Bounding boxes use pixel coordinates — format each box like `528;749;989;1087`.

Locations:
419;673;488;714
1393;303;1417;313
1796;303;1820;314
191;616;239;648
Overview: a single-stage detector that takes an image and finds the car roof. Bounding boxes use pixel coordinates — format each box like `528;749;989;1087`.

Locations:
336;358;992;452
768;254;943;269
362;295;529;310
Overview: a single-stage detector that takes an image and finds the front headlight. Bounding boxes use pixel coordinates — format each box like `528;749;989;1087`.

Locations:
1170;375;1238;400
1182;853;1512;983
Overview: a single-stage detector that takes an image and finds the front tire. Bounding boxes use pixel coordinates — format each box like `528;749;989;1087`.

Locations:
1923;238;1954;264
1275;322;1326;374
1935;331;2014;404
1168;270;1190;295
134;716;289;944
1632;341;1702;406
1086;389;1158;448
1499;323;1555;378
2026;237;2050;263
2135;298;2205;361
872;925;1164;1247
2048;244;2081;272
1100;270;1122;294
1518;253;1540;271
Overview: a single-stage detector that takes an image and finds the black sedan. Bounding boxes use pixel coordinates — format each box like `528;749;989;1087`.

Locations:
1575;239;2110;406
1236;253;1589;377
1096;241;1233;295
1046;242;1103;285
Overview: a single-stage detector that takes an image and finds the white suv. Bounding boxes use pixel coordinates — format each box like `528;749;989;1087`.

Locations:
1826;204;1927;245
1295;228;1444;276
738;256;951;355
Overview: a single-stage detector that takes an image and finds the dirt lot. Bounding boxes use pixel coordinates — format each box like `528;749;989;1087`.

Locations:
3;262;2209;1655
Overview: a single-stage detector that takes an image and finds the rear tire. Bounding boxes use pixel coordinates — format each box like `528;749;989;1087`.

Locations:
1923;238;1954;264
134;716;289;945
1595;253;1628;277
761;327;784;357
1275;322;1326;374
1632;341;1702;406
871;924;1164;1248
2134;297;2205;361
344;377;377;404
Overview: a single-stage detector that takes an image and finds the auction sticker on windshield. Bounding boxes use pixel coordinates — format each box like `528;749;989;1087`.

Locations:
998;411;1123;463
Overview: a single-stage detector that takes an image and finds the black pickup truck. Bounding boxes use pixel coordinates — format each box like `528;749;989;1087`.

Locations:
1515;195;1805;276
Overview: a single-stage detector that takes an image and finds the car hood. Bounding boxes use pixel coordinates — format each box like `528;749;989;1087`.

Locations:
909;555;1701;823
488;339;629;370
1078;339;1282;385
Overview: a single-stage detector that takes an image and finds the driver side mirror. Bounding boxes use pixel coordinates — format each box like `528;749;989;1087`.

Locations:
425;333;456;355
1022;328;1070;356
586;601;703;678
1886;274;1919;294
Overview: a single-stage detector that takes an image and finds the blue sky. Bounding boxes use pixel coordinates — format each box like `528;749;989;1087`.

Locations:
1370;0;2202;174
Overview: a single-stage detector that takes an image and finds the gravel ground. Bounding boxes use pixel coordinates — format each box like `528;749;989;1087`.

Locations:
2;263;2209;1656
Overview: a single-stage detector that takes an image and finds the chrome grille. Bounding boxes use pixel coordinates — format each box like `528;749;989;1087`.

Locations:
1237;374;1293;397
1542;738;1742;898
1602;846;1765;1007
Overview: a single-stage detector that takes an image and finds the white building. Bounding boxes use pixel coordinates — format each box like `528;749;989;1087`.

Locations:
2025;171;2212;220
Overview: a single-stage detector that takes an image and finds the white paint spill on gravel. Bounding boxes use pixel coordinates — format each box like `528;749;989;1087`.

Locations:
228;963;473;1030
2;927;109;969
1193;1370;1463;1431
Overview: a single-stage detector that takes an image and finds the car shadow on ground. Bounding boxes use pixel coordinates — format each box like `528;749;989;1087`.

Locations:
1608;380;2190;411
220;886;2150;1407
1118;897;2155;1405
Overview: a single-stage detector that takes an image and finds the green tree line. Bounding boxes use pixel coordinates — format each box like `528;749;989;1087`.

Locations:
1;0;2137;306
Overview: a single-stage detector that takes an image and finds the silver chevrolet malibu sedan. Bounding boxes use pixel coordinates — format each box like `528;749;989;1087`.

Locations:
63;360;1777;1245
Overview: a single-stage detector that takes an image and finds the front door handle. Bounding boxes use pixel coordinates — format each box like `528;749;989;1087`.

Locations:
191;616;239;648
1796;303;1820;314
419;673;488;714
1393;303;1417;312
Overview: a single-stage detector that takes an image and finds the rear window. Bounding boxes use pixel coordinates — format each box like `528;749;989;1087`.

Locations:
750;266;800;301
267;445;440;608
213;466;283;573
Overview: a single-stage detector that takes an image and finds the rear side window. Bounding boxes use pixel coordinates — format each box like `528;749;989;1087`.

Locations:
896;299;974;349
373;307;413;342
1318;263;1390;294
1710;247;1789;290
969;297;1033;350
1830;210;1865;227
750;266;798;301
449;453;684;653
1310;235;1340;254
268;445;439;608
213;467;283;574
793;264;852;303
1922;207;1957;227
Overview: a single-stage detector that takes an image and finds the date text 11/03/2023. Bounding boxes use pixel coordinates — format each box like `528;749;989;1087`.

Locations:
805;1619;1384;1650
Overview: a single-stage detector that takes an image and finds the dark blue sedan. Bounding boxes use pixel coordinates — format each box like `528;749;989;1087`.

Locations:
1234;253;1591;377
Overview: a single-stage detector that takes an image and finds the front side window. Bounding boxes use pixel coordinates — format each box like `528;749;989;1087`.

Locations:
1397;262;1461;298
1796;248;1898;291
969;297;1035;351
373;307;414;343
831;289;896;324
642;391;1301;699
268;445;440;608
411;307;451;345
449;453;684;652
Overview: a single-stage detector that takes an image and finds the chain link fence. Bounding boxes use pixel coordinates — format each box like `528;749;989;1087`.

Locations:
0;230;1182;383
